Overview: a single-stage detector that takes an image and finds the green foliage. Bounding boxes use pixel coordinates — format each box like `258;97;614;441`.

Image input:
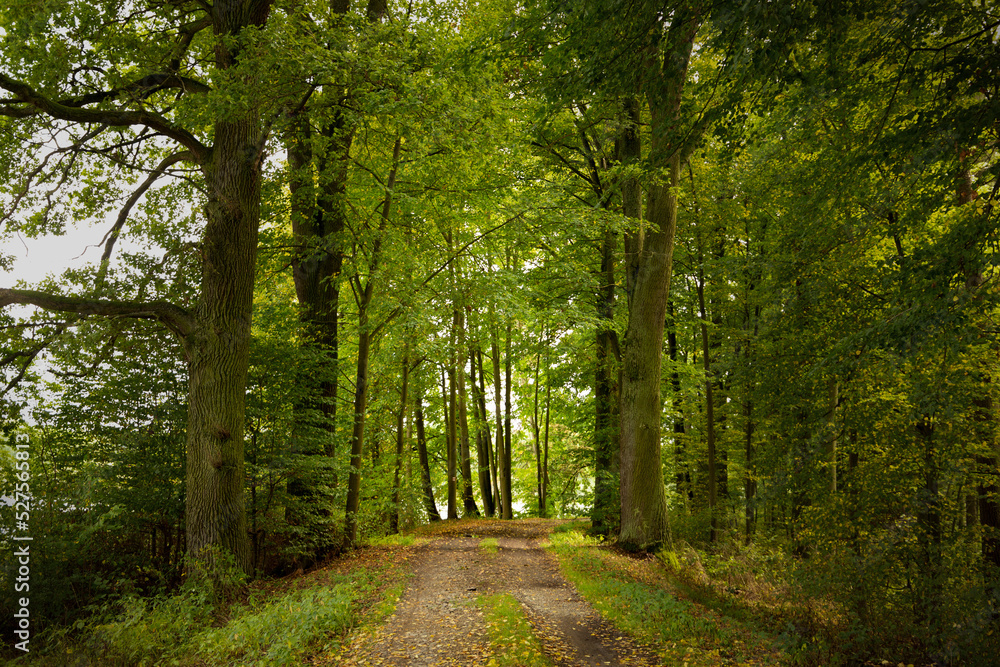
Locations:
195;586;356;666
44;563;392;666
85;586;214;666
2;1;999;663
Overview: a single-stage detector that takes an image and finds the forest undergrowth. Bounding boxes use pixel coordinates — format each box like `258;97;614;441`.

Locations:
8;519;995;666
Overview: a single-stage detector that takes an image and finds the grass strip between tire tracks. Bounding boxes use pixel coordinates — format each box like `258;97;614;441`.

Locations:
477;592;554;667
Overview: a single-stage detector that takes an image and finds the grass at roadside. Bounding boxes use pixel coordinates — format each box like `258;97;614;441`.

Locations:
367;533;428;548
477;593;554;667
547;529;785;667
24;547;412;667
480;537;499;554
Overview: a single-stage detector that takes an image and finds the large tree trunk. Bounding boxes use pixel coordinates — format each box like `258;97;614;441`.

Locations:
617;7;701;550
185;1;275;575
283;112;347;554
618;148;682;550
286;110;350;459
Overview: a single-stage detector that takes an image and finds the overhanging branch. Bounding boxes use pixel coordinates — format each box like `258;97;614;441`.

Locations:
0;288;194;340
0;74;210;161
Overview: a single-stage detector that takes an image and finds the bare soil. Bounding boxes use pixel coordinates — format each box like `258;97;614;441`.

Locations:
327;519;663;667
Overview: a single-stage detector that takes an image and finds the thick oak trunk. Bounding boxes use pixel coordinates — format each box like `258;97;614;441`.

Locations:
184;0;273;575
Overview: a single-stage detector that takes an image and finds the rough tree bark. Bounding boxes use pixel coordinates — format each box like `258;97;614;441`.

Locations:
618;7;703;551
0;0;274;575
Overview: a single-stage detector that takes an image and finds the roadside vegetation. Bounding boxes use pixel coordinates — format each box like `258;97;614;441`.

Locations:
16;545;412;666
548;527;785;667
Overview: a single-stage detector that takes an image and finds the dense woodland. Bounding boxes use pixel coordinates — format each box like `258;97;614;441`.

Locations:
0;0;998;663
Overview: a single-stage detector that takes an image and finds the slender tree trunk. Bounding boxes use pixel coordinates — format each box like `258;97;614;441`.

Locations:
744;397;756;544
414;386;440;522
344;308;372;543
667;301;690;505
592;221;620;533
445;362;458;519
916;416;942;627
542;380;551;518
490;317;507;518
504;317;514;520
696;266;718;543
470;345;495;516
481;348;500;517
828;378;838;493
741;304;759;545
390;346;410;534
343;136;400;544
455;306;480;517
533;346;544;516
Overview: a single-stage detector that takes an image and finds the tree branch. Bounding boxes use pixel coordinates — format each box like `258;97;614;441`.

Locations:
0;288;194;339
96;151;195;287
0;74;210;161
0;320;72;395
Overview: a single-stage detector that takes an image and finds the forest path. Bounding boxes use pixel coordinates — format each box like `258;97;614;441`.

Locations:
328;519;662;667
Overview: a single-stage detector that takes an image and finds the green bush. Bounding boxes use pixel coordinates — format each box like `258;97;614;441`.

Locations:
197;585;357;666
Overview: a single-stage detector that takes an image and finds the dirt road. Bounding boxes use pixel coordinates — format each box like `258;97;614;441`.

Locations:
332;520;662;667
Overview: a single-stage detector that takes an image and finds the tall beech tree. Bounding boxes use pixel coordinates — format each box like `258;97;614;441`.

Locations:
555;1;706;548
0;0;275;574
